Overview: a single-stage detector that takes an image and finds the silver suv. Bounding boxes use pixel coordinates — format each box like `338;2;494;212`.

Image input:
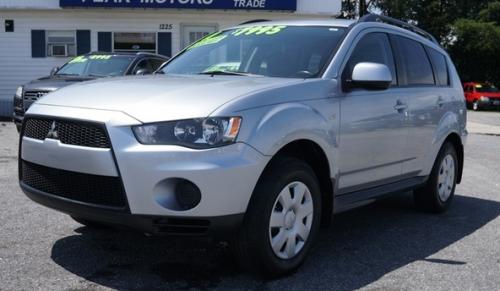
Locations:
18;15;467;277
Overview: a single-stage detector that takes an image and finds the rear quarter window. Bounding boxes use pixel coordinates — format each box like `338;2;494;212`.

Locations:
427;47;449;86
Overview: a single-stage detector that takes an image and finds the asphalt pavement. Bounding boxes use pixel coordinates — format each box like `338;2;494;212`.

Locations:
0;110;499;290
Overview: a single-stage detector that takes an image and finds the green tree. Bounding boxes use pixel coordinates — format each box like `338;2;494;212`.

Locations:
340;0;500;84
448;19;500;82
479;1;500;24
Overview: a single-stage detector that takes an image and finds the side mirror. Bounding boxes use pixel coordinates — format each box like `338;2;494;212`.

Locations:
135;68;151;75
50;66;59;76
347;62;392;91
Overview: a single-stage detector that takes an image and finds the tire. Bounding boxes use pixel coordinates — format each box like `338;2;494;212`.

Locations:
71;216;109;229
414;142;458;213
472;100;480;111
231;157;322;278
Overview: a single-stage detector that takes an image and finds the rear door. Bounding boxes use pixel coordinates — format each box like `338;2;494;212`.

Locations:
337;32;408;193
392;35;447;175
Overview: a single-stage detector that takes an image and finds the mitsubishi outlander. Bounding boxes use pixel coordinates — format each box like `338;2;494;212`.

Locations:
18;15;467;276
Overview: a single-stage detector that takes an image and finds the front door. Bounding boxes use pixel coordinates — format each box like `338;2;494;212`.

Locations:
181;25;217;49
337;32;408;193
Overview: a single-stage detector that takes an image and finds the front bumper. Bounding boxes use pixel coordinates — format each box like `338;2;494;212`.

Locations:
477;99;500;108
13;112;23;125
21;182;244;236
20;104;269;226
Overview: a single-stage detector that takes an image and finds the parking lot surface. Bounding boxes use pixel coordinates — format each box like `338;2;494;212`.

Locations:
1;111;499;291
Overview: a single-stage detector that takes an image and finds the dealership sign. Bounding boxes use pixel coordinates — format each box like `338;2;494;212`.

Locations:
59;0;297;10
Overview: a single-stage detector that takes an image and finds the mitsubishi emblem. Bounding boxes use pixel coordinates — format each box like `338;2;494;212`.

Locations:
46;121;59;139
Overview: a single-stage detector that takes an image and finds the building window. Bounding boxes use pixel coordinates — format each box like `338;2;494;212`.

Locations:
47;30;76;57
181;25;217;49
113;32;156;53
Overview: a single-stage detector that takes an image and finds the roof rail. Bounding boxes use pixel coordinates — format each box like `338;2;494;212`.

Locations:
359;14;439;45
239;19;270;25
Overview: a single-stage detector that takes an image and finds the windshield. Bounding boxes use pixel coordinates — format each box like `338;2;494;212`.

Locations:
475;84;499;93
56;55;134;77
160;25;347;78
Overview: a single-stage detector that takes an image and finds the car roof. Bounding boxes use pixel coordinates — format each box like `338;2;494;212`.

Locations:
85;51;169;59
234;19;356;29
234;15;440;47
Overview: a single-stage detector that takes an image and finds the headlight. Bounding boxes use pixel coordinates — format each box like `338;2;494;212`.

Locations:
480;96;490;102
15;86;23;98
132;117;242;148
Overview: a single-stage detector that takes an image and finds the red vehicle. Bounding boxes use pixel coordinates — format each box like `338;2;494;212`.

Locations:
463;82;500;111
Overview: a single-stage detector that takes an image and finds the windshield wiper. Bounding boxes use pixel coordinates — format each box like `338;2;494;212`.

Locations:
86;74;106;78
55;73;80;76
198;70;259;76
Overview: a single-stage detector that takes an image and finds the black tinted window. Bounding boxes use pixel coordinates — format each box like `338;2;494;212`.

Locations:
150;58;166;70
395;36;435;86
427;47;449;86
345;33;397;85
133;59;153;74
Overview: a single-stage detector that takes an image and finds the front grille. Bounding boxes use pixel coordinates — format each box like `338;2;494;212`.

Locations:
23;90;50;111
21;160;127;208
23;118;111;148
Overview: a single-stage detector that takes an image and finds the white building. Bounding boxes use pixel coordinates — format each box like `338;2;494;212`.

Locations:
0;0;341;117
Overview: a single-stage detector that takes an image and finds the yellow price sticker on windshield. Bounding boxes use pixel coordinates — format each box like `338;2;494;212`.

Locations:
89;55;112;60
68;55;111;63
185;25;287;51
69;56;88;64
187;32;227;50
232;25;287;36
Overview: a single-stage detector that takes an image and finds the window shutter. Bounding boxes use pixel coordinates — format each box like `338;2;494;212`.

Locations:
76;30;91;55
31;30;46;58
157;32;172;57
98;32;112;52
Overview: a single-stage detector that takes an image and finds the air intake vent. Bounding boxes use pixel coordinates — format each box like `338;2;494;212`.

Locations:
21;160;127;209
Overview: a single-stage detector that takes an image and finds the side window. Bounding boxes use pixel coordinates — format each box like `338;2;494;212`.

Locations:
394;36;435;86
427;47;449;86
133;59;153;74
150;58;167;71
344;33;397;86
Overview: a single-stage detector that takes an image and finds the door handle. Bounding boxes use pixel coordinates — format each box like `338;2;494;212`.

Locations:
436;96;445;108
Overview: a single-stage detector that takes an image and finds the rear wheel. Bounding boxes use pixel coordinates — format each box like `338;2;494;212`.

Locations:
414;142;458;213
231;157;322;277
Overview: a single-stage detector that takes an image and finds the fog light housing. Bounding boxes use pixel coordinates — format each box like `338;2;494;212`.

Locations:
175;180;202;210
154;178;202;211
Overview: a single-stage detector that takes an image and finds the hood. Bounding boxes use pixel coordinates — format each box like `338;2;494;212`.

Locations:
36;75;302;123
24;75;96;92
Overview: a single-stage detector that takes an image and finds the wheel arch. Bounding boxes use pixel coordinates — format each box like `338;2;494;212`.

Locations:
256;139;334;227
443;132;464;184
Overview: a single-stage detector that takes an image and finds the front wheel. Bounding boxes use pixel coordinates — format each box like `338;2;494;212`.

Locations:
231;157;322;277
472;100;480;111
414;142;458;213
